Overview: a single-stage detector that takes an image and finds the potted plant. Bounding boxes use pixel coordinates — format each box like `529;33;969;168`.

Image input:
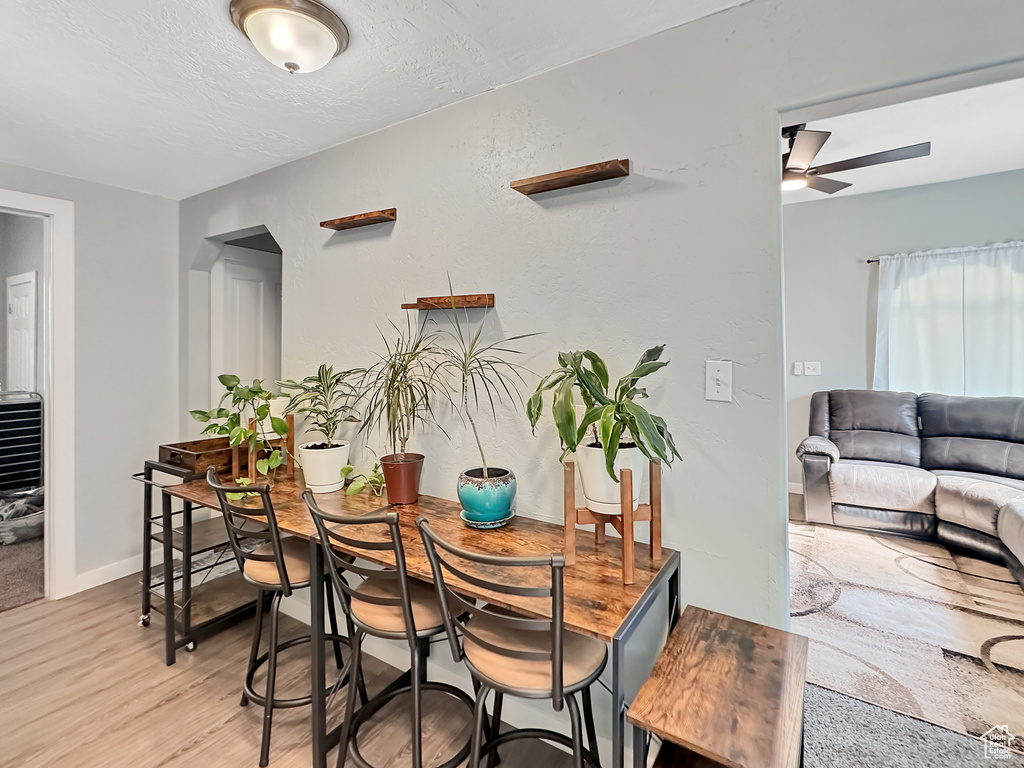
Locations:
340;462;386;497
527;346;681;515
279;363;363;493
190;374;290;486
357;316;445;504
437;300;535;528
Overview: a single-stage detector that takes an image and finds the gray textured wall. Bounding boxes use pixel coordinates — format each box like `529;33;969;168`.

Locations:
784;166;1024;486
178;0;1024;627
0;162;179;576
0;212;44;387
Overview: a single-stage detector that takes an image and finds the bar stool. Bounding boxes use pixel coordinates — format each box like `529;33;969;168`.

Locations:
207;468;350;767
417;517;606;768
303;491;475;768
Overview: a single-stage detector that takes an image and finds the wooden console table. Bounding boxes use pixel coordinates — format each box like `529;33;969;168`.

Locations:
627;606;808;768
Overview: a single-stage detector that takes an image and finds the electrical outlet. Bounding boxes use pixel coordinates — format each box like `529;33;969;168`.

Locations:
804;361;821;376
792;362;804;376
705;360;733;402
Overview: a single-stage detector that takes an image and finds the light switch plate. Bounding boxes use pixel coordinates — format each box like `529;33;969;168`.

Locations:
804;361;821;376
705;360;733;402
792;362;804;376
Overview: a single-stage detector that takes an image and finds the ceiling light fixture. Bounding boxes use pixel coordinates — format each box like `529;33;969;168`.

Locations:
230;0;349;74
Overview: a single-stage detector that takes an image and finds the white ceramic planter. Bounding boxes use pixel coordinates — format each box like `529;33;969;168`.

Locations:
299;440;350;493
575;444;645;515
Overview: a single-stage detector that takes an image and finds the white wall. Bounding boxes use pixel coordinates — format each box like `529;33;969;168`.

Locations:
0;162;179;579
784;166;1024;486
0;212;45;386
178;0;1024;628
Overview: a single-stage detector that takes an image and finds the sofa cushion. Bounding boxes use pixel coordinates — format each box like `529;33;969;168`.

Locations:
932;470;1024;494
827;390;921;466
919;393;1024;481
934;475;1024;537
829;460;936;515
998;501;1024;566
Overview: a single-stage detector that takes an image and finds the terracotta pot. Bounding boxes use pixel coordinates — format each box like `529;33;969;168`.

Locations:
380;453;425;505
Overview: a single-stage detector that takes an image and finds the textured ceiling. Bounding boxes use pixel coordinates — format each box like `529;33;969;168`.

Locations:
0;0;747;200
783;76;1024;204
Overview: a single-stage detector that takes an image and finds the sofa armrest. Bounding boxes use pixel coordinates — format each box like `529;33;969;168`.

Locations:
796;436;840;463
801;454;835;524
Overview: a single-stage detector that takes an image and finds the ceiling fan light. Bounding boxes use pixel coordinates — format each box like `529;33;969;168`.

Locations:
230;0;349;74
781;174;807;191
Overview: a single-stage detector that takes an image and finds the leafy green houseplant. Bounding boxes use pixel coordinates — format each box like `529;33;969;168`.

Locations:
436;299;535;528
191;374;290;485
340;463;385;497
528;346;681;515
279;364;363;493
357;315;446;504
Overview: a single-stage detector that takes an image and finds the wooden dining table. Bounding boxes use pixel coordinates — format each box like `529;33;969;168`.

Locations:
165;470;681;768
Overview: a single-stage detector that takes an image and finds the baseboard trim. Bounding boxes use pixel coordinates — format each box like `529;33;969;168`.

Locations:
73;546;161;594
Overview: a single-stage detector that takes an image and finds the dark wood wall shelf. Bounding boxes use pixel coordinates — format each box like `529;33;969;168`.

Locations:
510;159;630;196
320;208;397;231
401;294;495;311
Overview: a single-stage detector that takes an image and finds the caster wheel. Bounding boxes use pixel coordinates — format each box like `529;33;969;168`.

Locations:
185;641;196;652
138;615;150;627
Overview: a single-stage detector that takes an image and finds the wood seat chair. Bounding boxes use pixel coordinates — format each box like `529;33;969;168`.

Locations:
206;467;351;767
417;517;606;768
303;491;475;768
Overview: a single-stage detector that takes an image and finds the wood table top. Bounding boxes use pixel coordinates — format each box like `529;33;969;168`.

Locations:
626;605;808;768
165;470;678;644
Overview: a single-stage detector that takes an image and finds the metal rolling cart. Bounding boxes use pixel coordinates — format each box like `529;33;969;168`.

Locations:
133;446;261;666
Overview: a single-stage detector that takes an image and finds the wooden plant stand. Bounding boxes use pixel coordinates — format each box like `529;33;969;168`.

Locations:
563;458;662;585
230;414;296;483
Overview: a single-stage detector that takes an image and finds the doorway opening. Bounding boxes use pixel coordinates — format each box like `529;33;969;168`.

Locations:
780;62;1024;751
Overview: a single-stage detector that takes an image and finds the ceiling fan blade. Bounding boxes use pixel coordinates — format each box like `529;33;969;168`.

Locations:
786;129;830;171
810;141;931;176
805;175;852;194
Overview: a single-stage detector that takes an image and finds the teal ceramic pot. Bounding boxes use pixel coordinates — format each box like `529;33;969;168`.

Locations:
457;467;516;528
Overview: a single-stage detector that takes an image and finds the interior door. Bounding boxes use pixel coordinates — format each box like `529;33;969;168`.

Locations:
211;255;282;391
6;271;37;392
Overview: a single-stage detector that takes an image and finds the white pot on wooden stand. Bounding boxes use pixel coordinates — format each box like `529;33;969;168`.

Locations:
298;440;350;493
575;443;645;515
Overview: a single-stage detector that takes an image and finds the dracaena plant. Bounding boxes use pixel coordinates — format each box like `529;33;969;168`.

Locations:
190;374;289;479
436;297;536;478
357;314;446;457
278;363;364;445
527;346;681;481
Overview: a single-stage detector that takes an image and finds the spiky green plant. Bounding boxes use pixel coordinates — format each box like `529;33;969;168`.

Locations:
278;363;363;445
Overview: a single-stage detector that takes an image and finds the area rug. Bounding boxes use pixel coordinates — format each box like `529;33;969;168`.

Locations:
0;537;45;612
790;522;1024;753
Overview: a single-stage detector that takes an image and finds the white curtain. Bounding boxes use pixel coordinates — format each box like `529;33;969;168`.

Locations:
873;241;1024;396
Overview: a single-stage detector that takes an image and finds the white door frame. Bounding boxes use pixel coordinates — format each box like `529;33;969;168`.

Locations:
0;190;76;599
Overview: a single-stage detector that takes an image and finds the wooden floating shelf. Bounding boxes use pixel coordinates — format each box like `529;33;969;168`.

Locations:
510;159;630;196
320;208;397;231
401;294;495;311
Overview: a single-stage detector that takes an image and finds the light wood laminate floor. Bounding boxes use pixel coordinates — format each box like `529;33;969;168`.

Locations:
0;574;570;768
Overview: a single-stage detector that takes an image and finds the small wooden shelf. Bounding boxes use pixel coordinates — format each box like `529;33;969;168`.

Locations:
511;159;630;196
320;208;397;231
401;294;495;311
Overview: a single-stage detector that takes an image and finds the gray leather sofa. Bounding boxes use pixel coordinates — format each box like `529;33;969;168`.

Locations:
797;389;1024;591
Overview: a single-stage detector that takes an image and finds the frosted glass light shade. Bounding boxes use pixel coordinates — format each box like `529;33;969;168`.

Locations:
230;0;349;74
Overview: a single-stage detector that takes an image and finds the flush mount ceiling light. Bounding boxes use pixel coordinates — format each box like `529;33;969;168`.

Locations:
230;0;349;74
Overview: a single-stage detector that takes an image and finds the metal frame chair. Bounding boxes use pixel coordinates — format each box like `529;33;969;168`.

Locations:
417;517;606;768
206;467;349;766
303;491;474;768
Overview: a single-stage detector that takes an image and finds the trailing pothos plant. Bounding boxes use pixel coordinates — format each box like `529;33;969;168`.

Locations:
340;463;386;496
190;374;290;480
527;346;681;481
278;363;364;446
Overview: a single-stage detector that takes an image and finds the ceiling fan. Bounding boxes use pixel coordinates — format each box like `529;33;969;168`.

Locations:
781;124;931;194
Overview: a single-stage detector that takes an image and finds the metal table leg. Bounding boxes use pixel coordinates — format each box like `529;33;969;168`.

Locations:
310;538;328;768
610;552;681;768
141;464;153;623
162;489;176;666
181;501;193;642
